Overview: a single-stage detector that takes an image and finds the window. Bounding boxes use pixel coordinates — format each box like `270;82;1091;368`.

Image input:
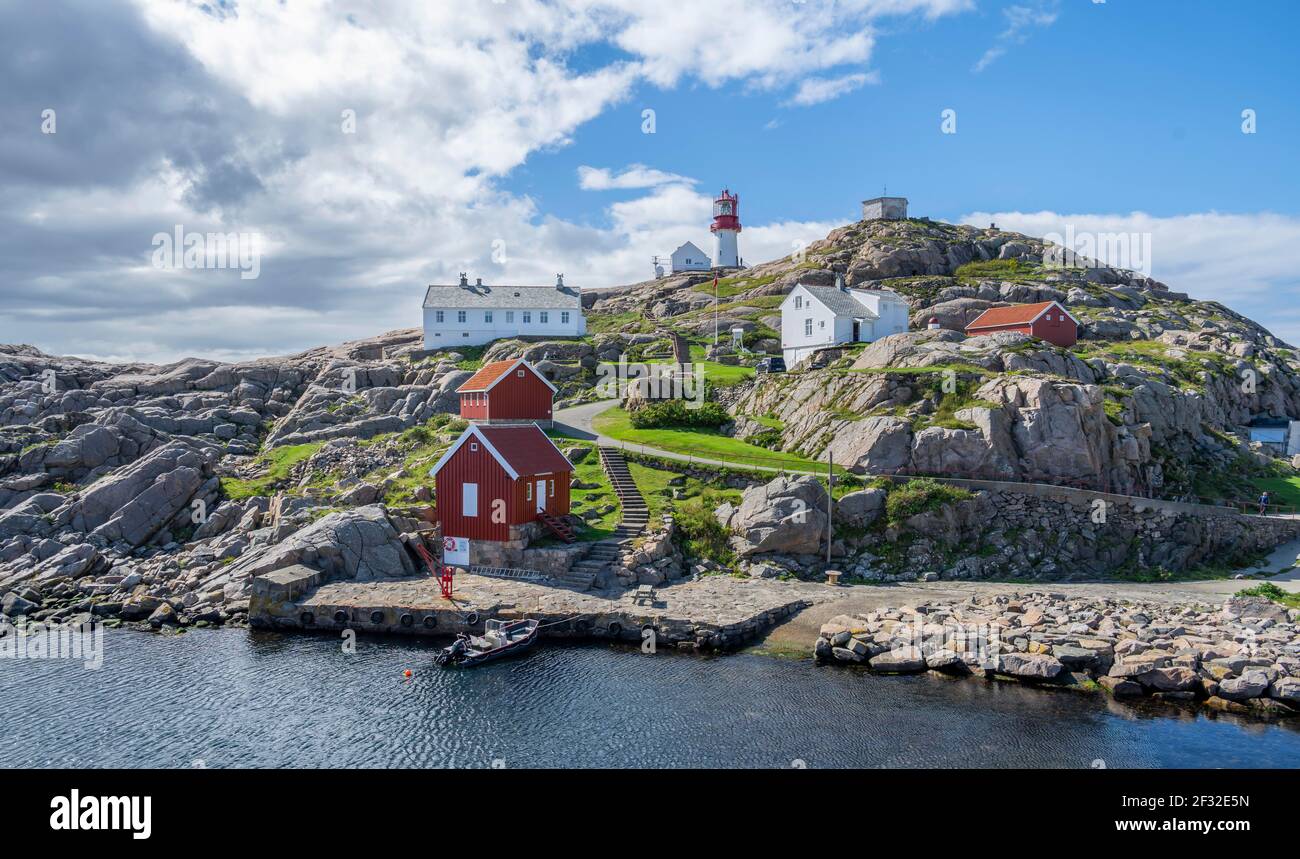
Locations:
548;479;555;498
539;311;548;324
526;482;532;501
435;310;444;323
819;320;825;329
462;483;478;517
523;312;531;324
561;311;569;325
469;440;479;449
794;296;802;309
804;318;813;337
517;369;525;377
457;311;466;323
485;311;493;323
506;311;514;323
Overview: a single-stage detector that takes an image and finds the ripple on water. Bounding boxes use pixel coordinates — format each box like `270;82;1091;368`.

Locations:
3;628;1299;768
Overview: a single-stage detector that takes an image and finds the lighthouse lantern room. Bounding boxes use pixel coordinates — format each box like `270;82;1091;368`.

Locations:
710;189;742;269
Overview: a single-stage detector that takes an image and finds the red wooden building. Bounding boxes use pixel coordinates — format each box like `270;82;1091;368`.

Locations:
457;358;557;423
429;423;573;542
965;300;1079;347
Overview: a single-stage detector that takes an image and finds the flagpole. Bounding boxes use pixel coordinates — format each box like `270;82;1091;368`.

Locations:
713;271;719;348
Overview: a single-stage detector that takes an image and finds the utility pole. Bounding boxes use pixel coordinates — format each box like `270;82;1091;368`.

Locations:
826;450;833;564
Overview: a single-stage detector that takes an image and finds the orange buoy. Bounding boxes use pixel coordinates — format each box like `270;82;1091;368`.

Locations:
403;669;412;678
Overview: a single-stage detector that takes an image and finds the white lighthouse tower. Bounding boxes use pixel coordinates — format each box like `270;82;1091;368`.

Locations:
710;188;742;269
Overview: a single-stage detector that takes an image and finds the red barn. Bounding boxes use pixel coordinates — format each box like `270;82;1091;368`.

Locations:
457;358;558;424
965;300;1079;347
429;423;573;542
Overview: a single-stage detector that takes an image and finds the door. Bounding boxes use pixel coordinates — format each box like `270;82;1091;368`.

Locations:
852;320;861;342
536;479;546;513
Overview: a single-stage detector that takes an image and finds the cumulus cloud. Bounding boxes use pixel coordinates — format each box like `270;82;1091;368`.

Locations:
0;0;971;363
973;1;1059;73
960;210;1300;346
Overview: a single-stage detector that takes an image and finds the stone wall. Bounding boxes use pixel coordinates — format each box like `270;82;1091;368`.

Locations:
869;483;1300;581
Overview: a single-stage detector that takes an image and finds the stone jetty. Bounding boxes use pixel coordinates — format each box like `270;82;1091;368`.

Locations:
815;590;1300;718
253;568;836;651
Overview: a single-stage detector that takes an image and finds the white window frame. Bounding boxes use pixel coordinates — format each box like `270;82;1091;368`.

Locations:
435;310;444;323
794;296;802;309
804;318;813;337
540;311;548;324
523;311;531;324
526;482;532;501
561;311;569;325
506;311;514;323
457;310;466;323
485;311;493;323
462;483;478;517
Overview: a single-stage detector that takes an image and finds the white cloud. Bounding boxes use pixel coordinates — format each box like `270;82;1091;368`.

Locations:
959;209;1300;346
783;71;880;107
0;0;975;363
577;165;696;191
973;1;1059;73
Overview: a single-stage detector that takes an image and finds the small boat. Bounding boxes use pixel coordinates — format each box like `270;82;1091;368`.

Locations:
435;618;540;668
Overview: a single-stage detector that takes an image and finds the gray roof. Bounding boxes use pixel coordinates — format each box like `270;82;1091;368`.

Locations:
800;285;879;320
423;283;583;310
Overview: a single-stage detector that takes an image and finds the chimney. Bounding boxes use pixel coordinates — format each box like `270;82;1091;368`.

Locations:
556;273;565;290
835;272;846;291
458;273;468;287
475;277;482;287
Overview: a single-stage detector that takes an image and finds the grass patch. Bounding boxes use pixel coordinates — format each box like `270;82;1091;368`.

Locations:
220;442;324;501
591;406;831;472
1234;582;1300;609
884;478;974;526
1251;475;1300;512
561;441;622;542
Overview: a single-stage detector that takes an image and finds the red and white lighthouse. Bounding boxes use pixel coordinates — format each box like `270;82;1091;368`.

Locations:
710;189;742;268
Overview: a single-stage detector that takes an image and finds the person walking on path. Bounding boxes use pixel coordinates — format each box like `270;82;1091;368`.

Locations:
1259;490;1271;515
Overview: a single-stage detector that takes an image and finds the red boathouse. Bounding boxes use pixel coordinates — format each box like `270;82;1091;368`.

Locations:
457;358;557;424
965;300;1079;347
429;423;573;542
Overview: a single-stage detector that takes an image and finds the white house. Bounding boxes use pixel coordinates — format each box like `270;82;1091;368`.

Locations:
780;276;910;366
670;241;711;273
423;274;586;349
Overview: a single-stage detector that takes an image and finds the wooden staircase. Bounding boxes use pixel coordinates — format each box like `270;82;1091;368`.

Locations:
536;510;577;543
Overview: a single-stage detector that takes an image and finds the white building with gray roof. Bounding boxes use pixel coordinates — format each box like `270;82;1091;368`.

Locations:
423;274;586;349
779;275;910;366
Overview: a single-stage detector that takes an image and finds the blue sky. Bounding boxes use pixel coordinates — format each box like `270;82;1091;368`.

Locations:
511;1;1300;227
2;0;1298;362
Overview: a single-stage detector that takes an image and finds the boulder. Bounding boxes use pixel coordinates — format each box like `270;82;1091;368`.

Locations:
723;474;827;557
869;646;926;673
1137;666;1200;693
223;506;416;594
1219;670;1270;701
997;652;1064;680
1222;595;1289;624
834;488;886;529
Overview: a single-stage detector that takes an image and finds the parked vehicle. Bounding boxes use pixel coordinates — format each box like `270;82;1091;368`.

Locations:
755;356;786;374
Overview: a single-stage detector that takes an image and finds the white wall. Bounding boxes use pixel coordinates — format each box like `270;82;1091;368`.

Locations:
780;286;840;366
713;230;739;268
670;244;711;272
423;305;585;348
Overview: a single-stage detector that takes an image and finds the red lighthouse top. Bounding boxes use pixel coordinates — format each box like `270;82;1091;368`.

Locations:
710;189;741;233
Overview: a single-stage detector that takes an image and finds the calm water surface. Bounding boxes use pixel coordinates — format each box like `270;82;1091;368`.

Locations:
4;628;1300;768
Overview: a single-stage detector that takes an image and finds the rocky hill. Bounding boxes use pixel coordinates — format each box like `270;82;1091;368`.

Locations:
591;217;1300;502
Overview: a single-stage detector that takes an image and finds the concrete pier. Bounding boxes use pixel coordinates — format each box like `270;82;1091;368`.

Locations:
251;569;838;651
